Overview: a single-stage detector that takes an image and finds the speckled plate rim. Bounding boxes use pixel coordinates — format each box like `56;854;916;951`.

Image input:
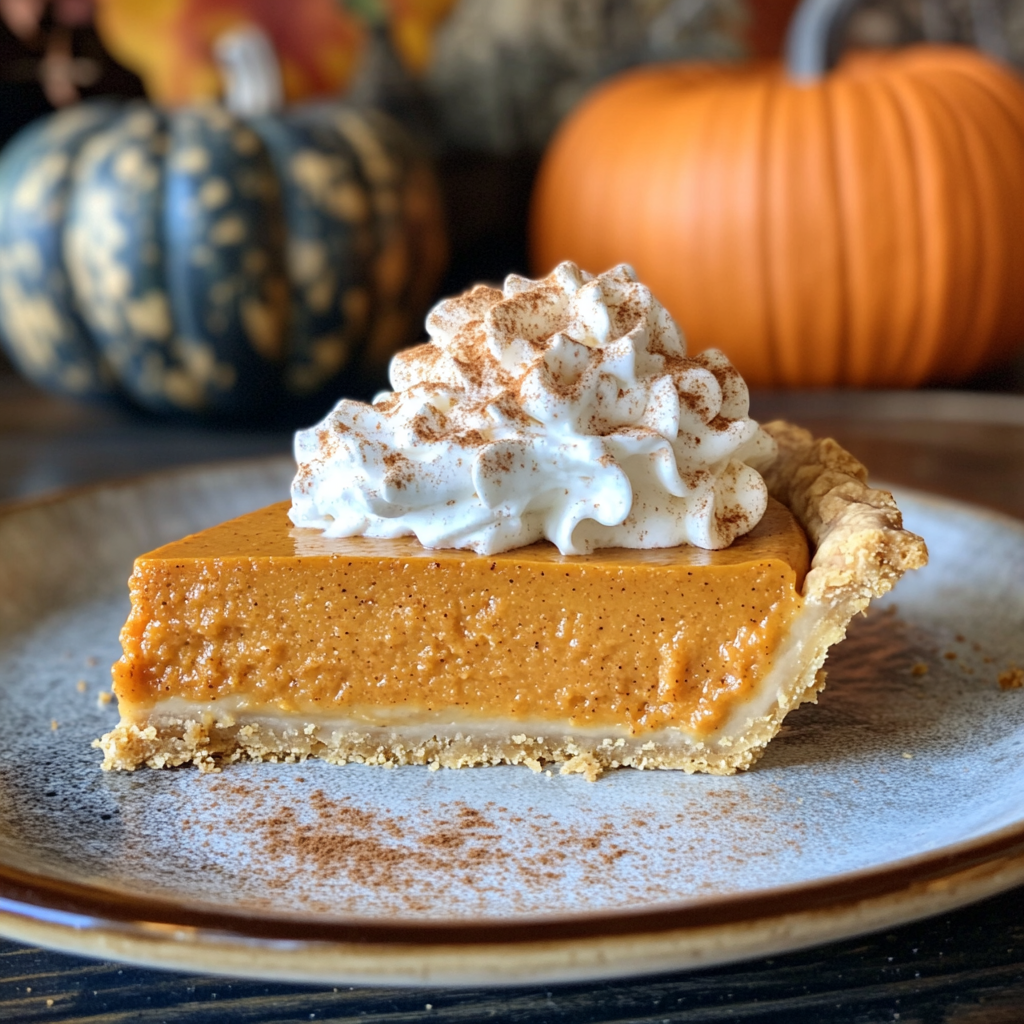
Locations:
1;465;1024;986
0;841;1023;987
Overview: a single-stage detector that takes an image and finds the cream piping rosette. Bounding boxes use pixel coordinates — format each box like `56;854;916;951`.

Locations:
290;262;776;555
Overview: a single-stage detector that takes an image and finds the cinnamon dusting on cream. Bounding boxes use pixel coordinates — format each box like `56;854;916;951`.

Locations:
290;261;776;555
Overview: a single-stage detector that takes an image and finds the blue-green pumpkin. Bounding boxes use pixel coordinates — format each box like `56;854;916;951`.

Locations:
0;98;447;419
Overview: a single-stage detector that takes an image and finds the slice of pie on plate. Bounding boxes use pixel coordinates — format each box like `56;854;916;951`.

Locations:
97;262;927;777
96;420;927;778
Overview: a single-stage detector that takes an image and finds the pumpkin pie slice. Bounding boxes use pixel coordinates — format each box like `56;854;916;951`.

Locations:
95;420;927;778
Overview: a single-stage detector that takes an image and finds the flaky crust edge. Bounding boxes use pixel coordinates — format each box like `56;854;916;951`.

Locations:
761;420;928;607
96;421;928;777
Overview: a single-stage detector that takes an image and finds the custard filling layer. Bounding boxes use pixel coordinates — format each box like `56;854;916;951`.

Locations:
113;499;809;740
114;596;830;752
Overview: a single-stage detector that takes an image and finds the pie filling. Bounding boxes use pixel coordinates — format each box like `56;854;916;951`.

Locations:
113;596;830;755
106;499;808;759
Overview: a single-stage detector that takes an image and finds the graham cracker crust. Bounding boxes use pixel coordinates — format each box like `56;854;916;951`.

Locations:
95;672;827;782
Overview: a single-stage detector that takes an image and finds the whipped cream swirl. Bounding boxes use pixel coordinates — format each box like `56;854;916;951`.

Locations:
290;262;776;555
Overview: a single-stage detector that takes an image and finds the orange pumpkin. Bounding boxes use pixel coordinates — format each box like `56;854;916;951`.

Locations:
530;1;1024;388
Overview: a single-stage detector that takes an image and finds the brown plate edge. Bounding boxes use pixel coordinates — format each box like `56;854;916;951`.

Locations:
1;843;1023;986
1;807;1024;949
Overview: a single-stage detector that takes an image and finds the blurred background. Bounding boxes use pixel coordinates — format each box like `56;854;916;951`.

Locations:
4;9;1024;1016
2;0;1024;502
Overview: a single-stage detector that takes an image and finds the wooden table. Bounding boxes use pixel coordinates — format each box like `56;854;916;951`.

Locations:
1;378;1023;1023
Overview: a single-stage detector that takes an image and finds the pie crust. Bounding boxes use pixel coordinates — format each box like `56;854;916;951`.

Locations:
96;421;927;778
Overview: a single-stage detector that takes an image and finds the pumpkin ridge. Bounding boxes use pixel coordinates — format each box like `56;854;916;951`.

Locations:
765;79;798;387
249;105;373;398
870;72;921;386
331;109;417;382
890;67;974;383
879;68;953;385
823;73;852;387
701;77;741;374
828;71;869;387
935;60;1024;364
770;82;844;387
754;73;782;390
813;78;847;387
641;82;689;350
867;72;926;385
904;66;980;384
934;55;1024;181
164;107;290;415
735;73;777;389
911;68;1005;381
670;70;724;354
681;77;719;364
602;74;656;285
0;102;125;400
65;104;188;409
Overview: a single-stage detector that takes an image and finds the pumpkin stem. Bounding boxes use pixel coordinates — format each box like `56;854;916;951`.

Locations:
785;0;861;80
214;24;285;116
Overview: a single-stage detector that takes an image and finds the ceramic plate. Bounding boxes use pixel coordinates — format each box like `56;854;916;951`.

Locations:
1;458;1023;987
